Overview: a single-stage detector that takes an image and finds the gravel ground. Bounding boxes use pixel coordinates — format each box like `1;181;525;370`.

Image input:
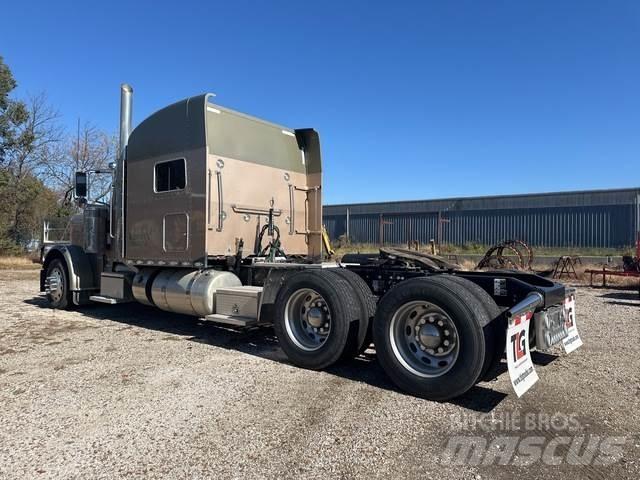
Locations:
0;270;639;479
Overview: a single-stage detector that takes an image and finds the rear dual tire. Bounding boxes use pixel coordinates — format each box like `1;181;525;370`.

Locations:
327;268;376;357
426;275;504;381
373;275;502;401
273;270;503;401
273;269;361;370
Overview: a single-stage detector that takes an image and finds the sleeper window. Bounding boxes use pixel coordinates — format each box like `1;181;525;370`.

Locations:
155;159;186;192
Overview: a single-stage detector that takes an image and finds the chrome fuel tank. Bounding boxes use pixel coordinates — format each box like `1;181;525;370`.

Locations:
142;268;241;316
131;268;159;306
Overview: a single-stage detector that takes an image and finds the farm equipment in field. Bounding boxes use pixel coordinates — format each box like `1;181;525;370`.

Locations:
586;234;640;296
476;239;534;271
622;233;640;273
551;256;582;280
39;85;581;401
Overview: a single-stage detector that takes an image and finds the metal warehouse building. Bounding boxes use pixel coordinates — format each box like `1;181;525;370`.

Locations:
323;188;640;248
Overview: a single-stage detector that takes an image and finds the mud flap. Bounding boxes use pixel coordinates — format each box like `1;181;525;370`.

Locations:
506;311;539;397
562;292;582;354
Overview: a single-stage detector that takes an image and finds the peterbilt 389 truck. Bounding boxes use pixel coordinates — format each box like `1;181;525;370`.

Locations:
40;85;580;401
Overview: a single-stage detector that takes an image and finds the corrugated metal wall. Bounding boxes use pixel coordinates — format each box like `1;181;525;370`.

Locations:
323;188;640;248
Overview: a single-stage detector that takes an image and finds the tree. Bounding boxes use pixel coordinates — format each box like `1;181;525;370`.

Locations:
0;56;30;166
0;169;58;253
0;57;115;254
4;92;62;180
0;57;64;253
41;122;116;203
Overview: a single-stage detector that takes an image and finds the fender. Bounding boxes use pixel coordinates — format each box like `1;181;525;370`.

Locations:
257;266;340;322
258;267;315;322
41;244;98;294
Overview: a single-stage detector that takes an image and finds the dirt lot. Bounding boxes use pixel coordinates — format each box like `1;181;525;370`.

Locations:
0;270;639;479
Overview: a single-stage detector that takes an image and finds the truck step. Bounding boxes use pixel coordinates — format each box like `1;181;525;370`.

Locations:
89;295;129;304
204;314;258;327
99;272;134;301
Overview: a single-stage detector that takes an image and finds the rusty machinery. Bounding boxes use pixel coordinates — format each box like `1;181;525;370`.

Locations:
586;234;640;295
476;239;534;271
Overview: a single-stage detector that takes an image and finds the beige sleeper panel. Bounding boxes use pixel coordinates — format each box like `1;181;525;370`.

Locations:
205;154;322;258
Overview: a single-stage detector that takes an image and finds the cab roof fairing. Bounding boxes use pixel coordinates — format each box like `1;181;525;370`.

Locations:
126;93;321;175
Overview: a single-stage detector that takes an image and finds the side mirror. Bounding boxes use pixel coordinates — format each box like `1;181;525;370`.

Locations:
75;171;87;198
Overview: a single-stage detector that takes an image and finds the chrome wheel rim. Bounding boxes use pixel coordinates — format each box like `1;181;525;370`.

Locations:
284;288;332;351
389;301;459;378
46;266;64;303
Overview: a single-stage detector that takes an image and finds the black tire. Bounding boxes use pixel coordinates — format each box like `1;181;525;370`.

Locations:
273;269;361;370
373;277;487;401
426;275;504;382
45;259;72;309
459;279;505;381
327;268;377;357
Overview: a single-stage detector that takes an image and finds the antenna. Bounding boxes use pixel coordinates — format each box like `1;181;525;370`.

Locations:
76;118;80;169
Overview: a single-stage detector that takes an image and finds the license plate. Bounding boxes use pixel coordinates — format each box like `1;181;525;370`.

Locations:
534;305;569;350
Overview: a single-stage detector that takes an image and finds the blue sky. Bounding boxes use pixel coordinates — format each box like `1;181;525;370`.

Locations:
2;0;638;204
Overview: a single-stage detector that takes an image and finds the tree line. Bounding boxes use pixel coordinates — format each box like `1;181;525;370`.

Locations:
0;56;114;255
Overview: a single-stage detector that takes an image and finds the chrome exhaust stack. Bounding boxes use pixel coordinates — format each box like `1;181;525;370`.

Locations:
113;84;133;258
118;84;133;157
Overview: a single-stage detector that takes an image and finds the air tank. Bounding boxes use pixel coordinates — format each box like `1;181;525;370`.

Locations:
83;205;108;254
69;214;84;247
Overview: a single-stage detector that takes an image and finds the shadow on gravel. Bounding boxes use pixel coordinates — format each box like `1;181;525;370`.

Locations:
531;351;559;366
605;301;640;307
26;295;508;412
450;386;508;412
598;291;640;300
597;291;640;307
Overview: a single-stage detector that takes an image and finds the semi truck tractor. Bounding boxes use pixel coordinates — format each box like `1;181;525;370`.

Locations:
40;85;580;401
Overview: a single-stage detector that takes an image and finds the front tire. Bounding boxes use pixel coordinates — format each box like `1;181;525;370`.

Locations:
373;277;487;401
45;259;72;309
